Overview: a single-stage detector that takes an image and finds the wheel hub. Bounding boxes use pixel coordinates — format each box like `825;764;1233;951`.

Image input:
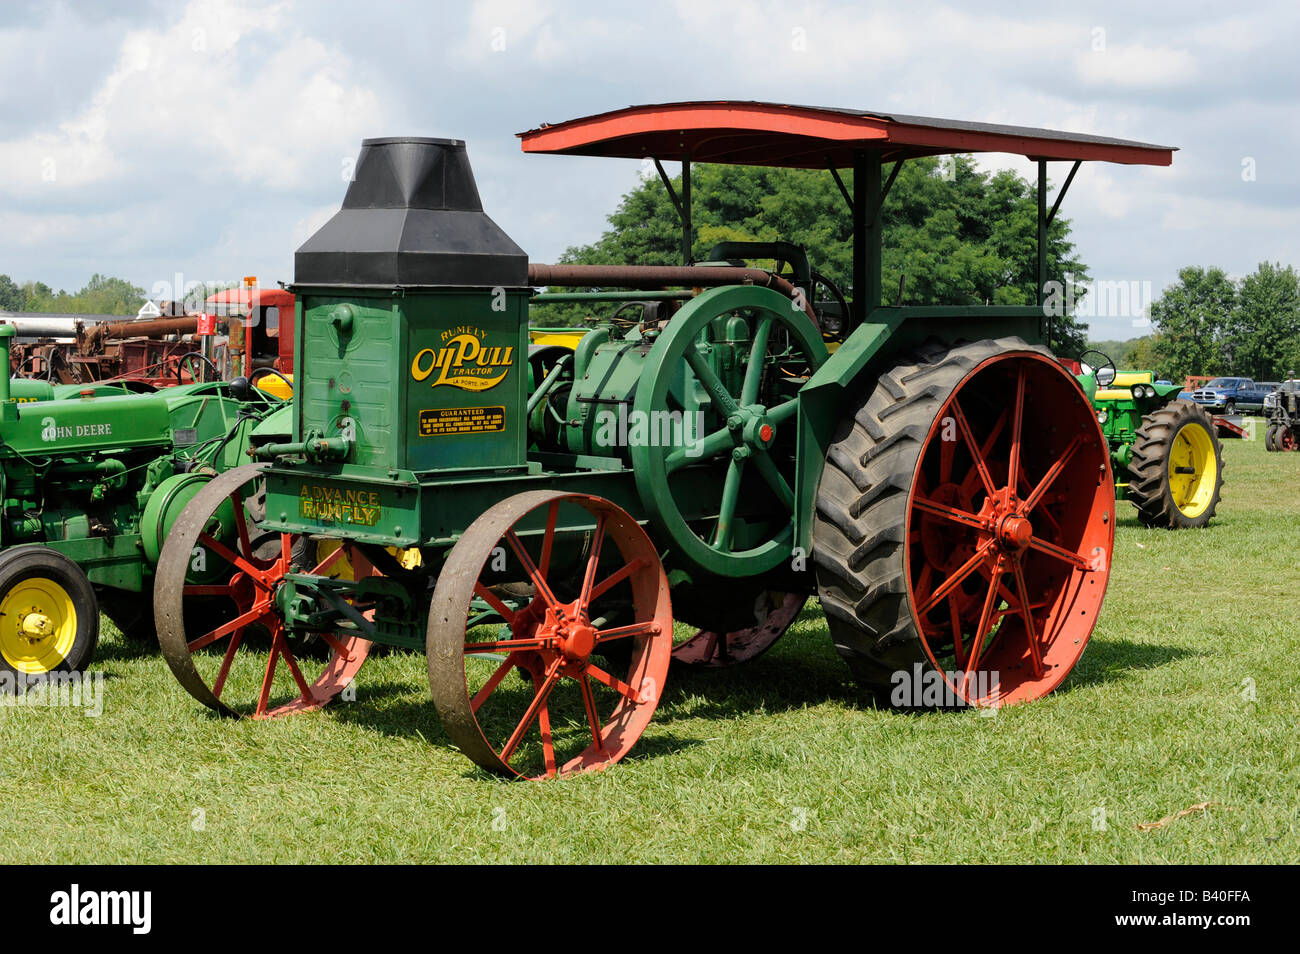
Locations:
997;513;1033;553
19;610;54;640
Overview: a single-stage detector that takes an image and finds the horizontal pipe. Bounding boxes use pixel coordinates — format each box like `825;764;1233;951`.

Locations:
530;290;693;303
98;317;201;339
527;263;818;326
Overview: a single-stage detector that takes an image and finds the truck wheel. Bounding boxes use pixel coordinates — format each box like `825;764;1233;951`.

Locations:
1225;399;1236;415
0;547;99;691
813;337;1113;708
1129;400;1224;529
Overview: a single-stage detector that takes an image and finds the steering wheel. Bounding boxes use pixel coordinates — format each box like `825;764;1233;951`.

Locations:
811;270;850;341
1077;349;1117;388
176;352;221;384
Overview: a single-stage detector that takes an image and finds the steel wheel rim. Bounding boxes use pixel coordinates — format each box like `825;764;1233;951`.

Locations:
427;491;672;779
904;352;1113;707
1168;421;1217;517
671;592;805;667
0;578;77;674
154;464;372;719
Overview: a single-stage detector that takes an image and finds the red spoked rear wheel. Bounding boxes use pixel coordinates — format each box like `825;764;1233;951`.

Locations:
427;491;672;779
154;464;373;718
907;351;1112;706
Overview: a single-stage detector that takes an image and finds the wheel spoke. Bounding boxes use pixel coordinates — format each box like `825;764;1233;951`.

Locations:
962;563;1003;692
464;636;554;653
229;492;254;562
1011;562;1045;677
183;584;233;597
537;501;559;579
577;513;608;606
741;314;775;405
578;675;604;750
949;401;996;498
1009;365;1026;493
1028;535;1090;569
949;598;965;664
752;451;795;510
211;630;244;700
913;495;985;532
197;532;268;585
535;684;557;778
472;582;517;626
586;663;643;705
712;455;746;551
308;544;348;577
685;344;740;417
317;630;355;661
504;531;560;607
500;657;562;763
278;637;314;702
666;426;733;473
917;539;995;615
589;557;646;602
187;603;268;652
1023;435;1082;511
255;640;280;717
767;397;799;425
594;620;658;643
471;652;520;713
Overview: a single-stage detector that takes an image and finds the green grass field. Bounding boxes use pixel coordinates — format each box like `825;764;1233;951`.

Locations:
3;425;1297;864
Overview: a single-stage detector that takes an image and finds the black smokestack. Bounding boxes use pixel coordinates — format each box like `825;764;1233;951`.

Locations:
295;137;527;287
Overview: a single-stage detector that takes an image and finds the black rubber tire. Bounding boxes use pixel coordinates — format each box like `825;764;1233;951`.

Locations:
1128;400;1224;529
811;335;1053;699
1225;399;1236;415
0;546;100;691
1266;424;1280;452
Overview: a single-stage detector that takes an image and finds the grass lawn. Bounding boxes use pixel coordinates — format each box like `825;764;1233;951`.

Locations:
3;422;1297;864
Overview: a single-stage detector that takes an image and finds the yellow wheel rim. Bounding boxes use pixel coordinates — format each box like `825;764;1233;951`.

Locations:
0;577;78;674
1167;422;1217;518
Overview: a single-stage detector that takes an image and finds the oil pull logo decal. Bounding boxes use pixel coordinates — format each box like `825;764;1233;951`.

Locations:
410;326;514;392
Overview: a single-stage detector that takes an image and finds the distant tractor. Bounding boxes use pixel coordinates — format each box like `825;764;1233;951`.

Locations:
1265;380;1300;451
1078;351;1224;528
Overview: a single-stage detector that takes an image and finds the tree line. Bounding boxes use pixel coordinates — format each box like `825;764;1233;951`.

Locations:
1088;263;1300;384
0;273;147;316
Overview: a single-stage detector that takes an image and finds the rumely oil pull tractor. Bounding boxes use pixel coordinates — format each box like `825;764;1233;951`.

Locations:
154;104;1175;778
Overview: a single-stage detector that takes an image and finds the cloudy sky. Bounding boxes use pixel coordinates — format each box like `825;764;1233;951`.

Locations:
2;0;1297;339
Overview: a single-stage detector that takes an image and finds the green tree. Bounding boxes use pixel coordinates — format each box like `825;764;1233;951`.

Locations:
547;157;1090;351
1228;262;1300;380
0;274;24;311
16;274;144;315
1150;266;1237;382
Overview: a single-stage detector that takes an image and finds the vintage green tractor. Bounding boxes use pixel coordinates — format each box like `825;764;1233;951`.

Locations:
1077;351;1224;529
0;323;288;687
152;105;1174;778
1265;381;1300;451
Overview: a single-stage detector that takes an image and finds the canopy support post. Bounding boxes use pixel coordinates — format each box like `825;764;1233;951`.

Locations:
652;157;693;265
852;151;882;330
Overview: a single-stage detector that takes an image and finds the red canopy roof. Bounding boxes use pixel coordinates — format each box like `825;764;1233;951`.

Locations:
519;101;1175;167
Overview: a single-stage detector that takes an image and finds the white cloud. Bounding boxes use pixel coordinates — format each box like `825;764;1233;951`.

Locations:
1075;42;1197;90
0;0;382;196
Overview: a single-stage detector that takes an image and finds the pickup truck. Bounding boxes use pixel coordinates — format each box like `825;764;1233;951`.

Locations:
1178;377;1274;414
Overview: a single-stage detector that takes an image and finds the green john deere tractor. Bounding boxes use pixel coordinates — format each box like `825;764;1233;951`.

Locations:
1078;350;1224;529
